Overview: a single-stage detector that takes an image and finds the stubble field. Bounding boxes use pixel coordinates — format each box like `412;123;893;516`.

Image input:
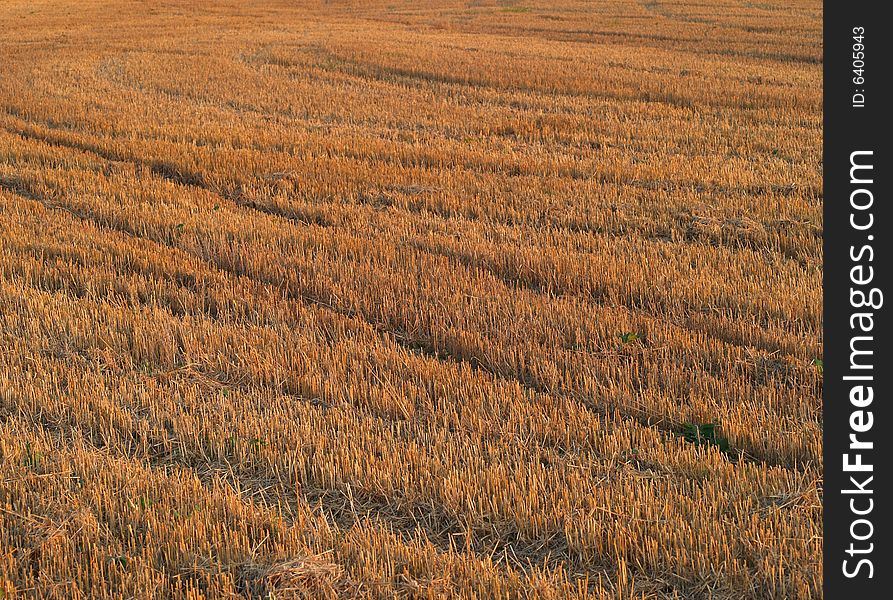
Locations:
0;1;822;598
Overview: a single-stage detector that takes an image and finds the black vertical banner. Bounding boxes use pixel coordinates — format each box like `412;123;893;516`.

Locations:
824;1;891;597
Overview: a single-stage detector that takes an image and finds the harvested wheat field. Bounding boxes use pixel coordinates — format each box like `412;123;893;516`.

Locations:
0;0;822;598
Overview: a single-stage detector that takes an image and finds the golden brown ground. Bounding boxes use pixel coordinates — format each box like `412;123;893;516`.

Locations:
0;1;821;598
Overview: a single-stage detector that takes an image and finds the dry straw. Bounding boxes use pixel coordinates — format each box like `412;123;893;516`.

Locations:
0;0;821;597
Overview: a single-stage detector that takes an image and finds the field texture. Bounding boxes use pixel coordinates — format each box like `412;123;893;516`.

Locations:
0;1;822;598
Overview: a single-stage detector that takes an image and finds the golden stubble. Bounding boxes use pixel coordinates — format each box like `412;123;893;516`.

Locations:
0;1;821;598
